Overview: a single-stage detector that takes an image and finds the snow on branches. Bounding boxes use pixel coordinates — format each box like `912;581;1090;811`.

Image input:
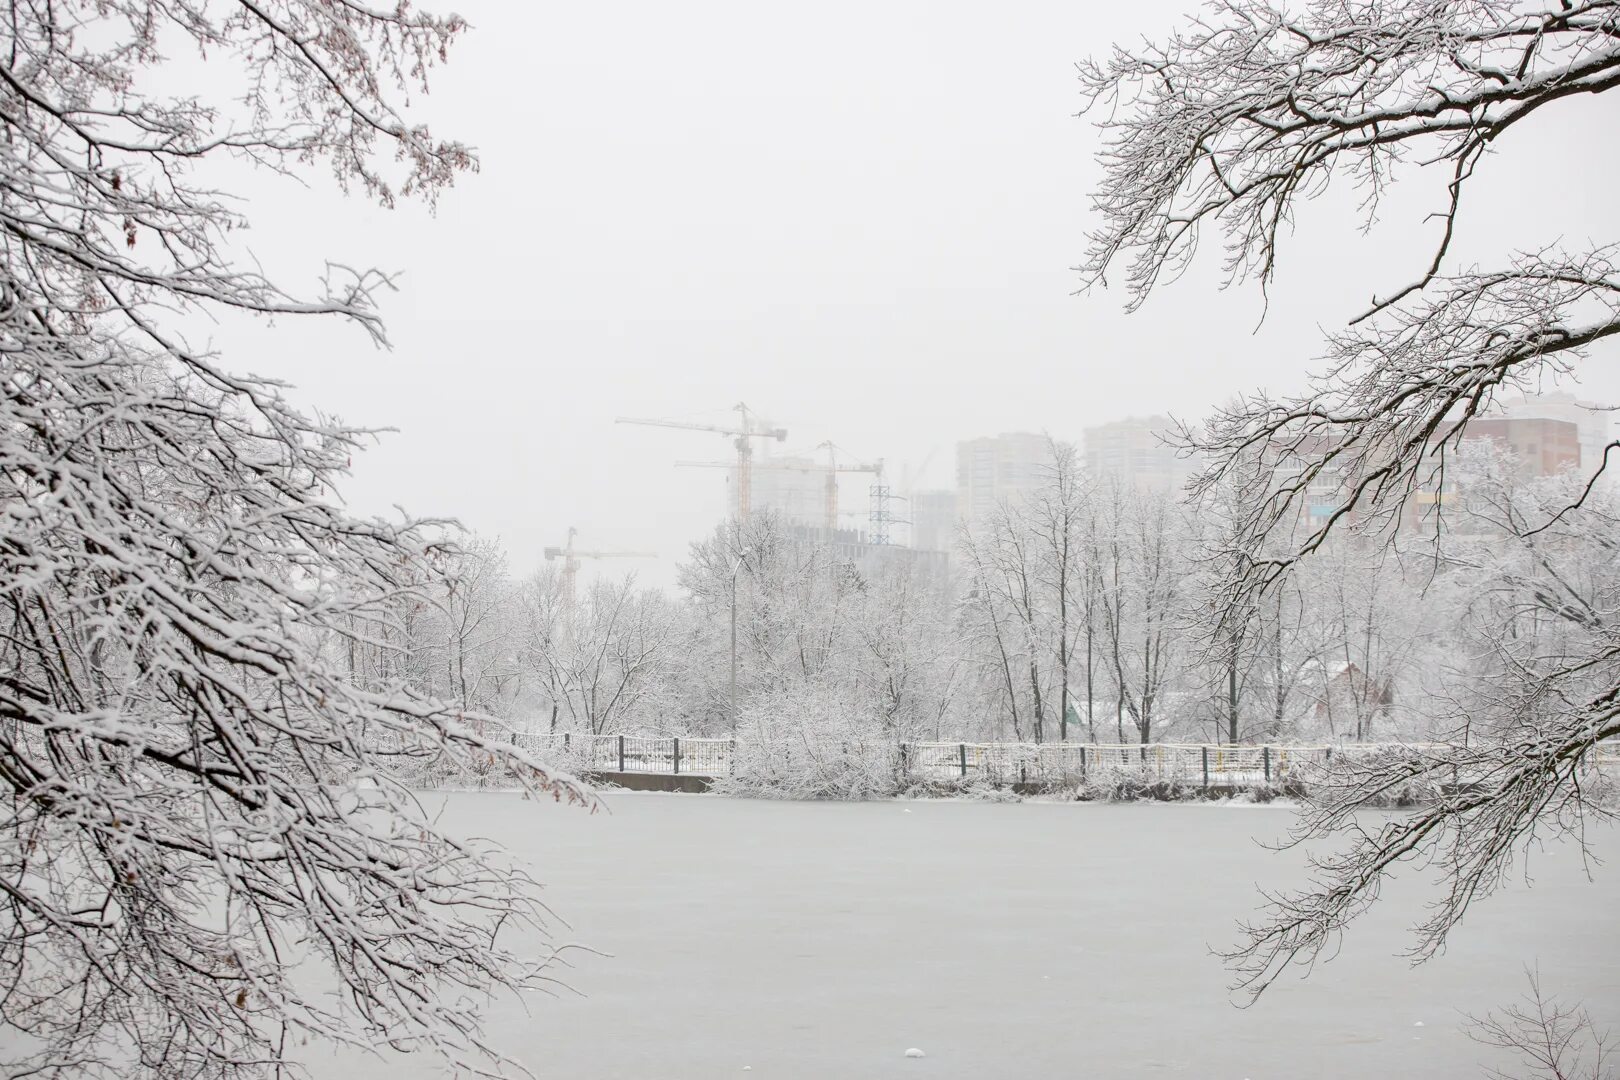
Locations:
1;2;587;1077
1080;0;1620;305
1080;0;1620;1002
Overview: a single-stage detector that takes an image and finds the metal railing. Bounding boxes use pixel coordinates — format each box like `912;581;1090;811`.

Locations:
512;733;735;775
507;734;1620;789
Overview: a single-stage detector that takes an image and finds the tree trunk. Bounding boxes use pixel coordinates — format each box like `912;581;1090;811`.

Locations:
1058;559;1070;742
1085;619;1095;742
1227;650;1239;745
1029;659;1045;744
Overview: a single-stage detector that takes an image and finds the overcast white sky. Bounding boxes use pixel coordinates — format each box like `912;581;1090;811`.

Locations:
205;0;1620;588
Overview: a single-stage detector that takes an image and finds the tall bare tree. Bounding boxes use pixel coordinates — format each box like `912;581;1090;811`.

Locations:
1096;484;1184;744
1030;438;1091;741
960;506;1051;742
958;527;1031;742
562;577;677;736
437;536;521;717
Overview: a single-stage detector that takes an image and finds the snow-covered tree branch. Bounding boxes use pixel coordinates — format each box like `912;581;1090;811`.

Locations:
1080;0;1620;1003
1;3;588;1076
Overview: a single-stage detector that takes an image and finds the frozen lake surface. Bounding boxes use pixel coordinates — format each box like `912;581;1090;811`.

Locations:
361;793;1618;1079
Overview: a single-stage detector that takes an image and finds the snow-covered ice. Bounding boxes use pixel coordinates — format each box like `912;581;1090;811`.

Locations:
331;794;1617;1080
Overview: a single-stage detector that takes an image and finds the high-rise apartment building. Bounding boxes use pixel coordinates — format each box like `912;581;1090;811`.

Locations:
1081;415;1195;493
956;433;1050;524
742;454;826;528
907;489;958;552
1461;417;1581;478
1493;392;1613;474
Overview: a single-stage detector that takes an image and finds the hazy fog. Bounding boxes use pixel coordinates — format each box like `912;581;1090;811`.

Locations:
198;0;1620;587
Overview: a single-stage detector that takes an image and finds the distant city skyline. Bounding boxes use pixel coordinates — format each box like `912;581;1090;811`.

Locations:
626;394;1617;576
204;0;1620;590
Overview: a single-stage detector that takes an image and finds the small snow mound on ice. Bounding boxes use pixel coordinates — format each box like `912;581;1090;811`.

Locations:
1414;1021;1425;1027
904;1048;926;1058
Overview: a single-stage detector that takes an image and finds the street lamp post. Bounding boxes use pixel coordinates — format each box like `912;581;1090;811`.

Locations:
728;548;752;731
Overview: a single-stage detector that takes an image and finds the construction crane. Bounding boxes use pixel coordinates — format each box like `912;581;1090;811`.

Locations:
817;441;884;539
543;527;656;600
615;402;786;522
675;441;883;537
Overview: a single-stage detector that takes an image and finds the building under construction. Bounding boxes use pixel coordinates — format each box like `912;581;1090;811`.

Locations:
615;402;954;567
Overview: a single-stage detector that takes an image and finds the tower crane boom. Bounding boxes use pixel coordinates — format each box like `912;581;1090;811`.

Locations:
544;527;656;600
615;402;786;521
673;442;883;535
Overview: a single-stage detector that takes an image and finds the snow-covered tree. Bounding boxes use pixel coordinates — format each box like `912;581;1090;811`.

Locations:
954;437;1108;744
1292;542;1417;743
848;557;964;743
1096;483;1188;744
434;536;522;717
1028;437;1094;742
672;511;964;780
678;512;866;728
1183;461;1281;745
516;569;680;736
959;505;1054;742
0;4;586;1076
1079;0;1620;999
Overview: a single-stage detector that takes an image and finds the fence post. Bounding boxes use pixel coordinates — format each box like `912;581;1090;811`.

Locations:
1202;745;1209;790
1079;745;1087;778
959;743;968;779
673;737;681;775
898;742;910;779
618;734;626;773
728;739;736;776
1263;745;1271;783
563;732;570;753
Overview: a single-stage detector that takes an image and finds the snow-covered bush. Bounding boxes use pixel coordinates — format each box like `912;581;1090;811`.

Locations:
708;687;909;800
712;732;906;801
1072;764;1195;803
